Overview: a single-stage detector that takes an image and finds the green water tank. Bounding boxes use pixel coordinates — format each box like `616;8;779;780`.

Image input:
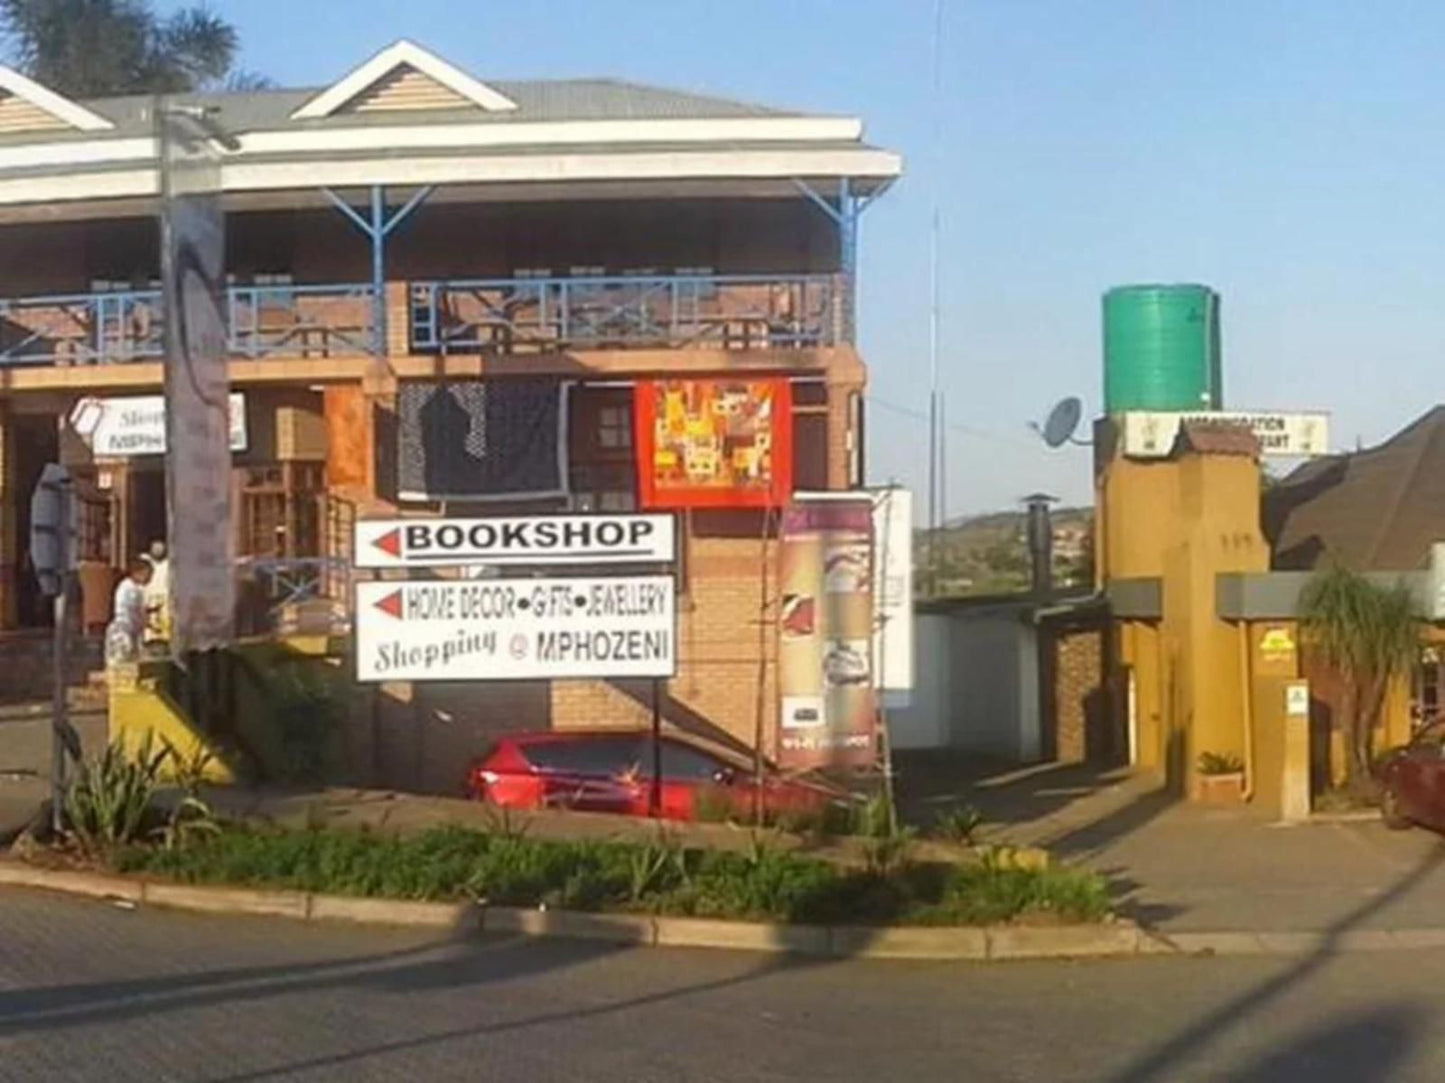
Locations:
1102;284;1222;414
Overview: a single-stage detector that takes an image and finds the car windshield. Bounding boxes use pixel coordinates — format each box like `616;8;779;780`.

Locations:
521;737;644;776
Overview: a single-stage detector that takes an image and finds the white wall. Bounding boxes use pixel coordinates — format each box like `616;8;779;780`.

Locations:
947;610;1036;760
886;613;950;749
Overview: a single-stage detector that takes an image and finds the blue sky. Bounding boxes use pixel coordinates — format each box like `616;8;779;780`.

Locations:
156;0;1445;515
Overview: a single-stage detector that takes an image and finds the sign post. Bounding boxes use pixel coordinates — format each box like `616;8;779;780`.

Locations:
650;679;663;818
30;464;81;834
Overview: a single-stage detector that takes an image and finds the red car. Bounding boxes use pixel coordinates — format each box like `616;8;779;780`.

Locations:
467;730;851;823
1377;721;1445;830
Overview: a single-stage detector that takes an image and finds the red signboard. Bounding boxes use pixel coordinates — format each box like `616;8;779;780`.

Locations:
634;379;792;508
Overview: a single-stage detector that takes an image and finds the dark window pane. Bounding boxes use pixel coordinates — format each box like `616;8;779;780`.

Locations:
651;741;726;781
522;737;644;775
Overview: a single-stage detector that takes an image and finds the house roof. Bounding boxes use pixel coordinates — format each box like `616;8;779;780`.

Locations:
1265;406;1445;571
0;40;899;215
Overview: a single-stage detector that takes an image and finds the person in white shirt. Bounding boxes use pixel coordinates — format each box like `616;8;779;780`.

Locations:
105;559;153;665
142;540;170;644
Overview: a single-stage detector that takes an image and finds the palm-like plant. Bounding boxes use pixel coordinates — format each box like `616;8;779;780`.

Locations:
1;0;246;98
1300;565;1420;794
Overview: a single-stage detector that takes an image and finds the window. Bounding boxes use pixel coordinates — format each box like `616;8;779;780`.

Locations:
569;386;637;512
597;405;632;451
522;737;643;775
1414;645;1443;728
651;741;727;782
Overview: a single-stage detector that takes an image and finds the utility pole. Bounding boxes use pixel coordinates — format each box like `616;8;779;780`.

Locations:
31;464;80;834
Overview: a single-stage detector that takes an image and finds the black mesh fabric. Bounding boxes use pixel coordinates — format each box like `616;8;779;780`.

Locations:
397;380;567;500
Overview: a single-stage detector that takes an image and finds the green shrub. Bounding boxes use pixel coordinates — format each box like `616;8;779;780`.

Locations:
66;734;170;855
933;805;984;846
1197;751;1245;776
117;822;1110;927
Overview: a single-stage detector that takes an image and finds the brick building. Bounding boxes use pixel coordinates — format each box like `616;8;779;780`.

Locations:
0;42;900;782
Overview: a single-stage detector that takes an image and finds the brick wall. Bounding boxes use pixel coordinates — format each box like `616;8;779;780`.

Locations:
1051;627;1106;764
549;528;778;759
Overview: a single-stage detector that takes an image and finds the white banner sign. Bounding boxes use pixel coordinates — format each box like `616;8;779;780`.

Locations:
355;575;676;682
1120;411;1329;459
353;514;675;569
70;393;247;457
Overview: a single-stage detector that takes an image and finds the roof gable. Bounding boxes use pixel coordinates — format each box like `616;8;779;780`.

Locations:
291;40;517;120
1266;406;1445;571
0;66;113;133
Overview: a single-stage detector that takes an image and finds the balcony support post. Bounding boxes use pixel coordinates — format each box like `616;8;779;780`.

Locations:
321;184;434;356
793;177;884;344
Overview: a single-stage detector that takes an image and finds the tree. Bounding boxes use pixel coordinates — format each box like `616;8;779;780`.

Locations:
1300;565;1420;794
0;0;244;98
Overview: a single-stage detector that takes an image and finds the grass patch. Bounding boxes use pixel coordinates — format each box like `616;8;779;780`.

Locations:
116;824;1110;927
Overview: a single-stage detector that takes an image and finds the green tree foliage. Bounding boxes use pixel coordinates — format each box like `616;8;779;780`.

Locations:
0;0;247;97
1300;565;1420;793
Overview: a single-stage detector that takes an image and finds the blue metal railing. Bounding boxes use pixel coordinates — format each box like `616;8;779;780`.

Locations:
0;273;844;366
410;273;843;353
228;284;375;360
0;289;164;366
0;283;376;366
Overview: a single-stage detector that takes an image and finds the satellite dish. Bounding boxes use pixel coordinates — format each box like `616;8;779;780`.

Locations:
1036;397;1084;448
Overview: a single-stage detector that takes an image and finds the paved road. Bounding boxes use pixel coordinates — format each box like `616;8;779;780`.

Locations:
3;888;1445;1081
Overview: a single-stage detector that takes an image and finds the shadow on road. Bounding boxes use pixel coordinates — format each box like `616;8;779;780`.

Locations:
1224;1002;1427;1082
0;916;835;1082
1107;841;1445;1083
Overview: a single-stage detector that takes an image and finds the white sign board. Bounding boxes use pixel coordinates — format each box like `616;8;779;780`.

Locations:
1286;681;1310;717
355;575;676;682
70;393;247;456
1120;411;1329;459
793;488;915;695
354;514;675;569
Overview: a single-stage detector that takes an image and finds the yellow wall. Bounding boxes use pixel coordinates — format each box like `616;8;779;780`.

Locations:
1099;438;1268;797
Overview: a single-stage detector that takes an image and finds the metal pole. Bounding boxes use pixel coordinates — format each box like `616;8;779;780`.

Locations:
649;678;662;817
50;580;68;835
370;185;386;357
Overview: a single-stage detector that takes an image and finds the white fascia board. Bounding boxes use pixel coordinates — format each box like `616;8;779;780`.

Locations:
0;148;901;207
240;115;865;155
0;66;115;132
0;116;865;174
292;39;518;118
219;148;903;192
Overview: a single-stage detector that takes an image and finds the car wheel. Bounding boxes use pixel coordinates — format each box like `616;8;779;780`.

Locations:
1380;785;1411;830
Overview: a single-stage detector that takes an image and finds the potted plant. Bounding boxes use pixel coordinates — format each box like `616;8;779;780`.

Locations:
1193;751;1246;805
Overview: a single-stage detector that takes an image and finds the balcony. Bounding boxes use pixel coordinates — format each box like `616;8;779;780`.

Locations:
0;284;376;367
0;273;844;367
411;274;843;353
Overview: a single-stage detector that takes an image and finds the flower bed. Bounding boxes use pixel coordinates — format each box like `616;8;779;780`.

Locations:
117;824;1109;927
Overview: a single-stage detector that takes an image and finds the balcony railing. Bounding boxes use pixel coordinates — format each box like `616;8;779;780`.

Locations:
0;273;845;367
410;273;843;353
0;283;377;367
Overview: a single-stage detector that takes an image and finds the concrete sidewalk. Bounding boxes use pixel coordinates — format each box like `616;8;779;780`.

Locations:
893;751;1445;936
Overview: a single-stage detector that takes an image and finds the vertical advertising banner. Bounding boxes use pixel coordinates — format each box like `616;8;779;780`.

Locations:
777;501;877;769
634;379;792;508
160;103;235;654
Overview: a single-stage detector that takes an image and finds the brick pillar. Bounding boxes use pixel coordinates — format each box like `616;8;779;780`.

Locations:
824;378;861;489
384;282;411;359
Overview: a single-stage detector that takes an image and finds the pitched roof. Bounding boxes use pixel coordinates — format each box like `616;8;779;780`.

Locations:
292;40;517;118
0;65;113;133
1265;406;1445;571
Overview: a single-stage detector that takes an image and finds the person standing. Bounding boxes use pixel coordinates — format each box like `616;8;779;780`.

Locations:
105;558;153;665
142;540;170;645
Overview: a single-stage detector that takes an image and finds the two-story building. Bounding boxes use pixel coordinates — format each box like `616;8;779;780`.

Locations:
0;41;900;783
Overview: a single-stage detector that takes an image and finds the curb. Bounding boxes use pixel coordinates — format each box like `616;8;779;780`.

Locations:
0;861;1149;961
14;861;1444;962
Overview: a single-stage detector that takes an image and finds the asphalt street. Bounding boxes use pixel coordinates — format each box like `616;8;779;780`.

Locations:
1;887;1444;1081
